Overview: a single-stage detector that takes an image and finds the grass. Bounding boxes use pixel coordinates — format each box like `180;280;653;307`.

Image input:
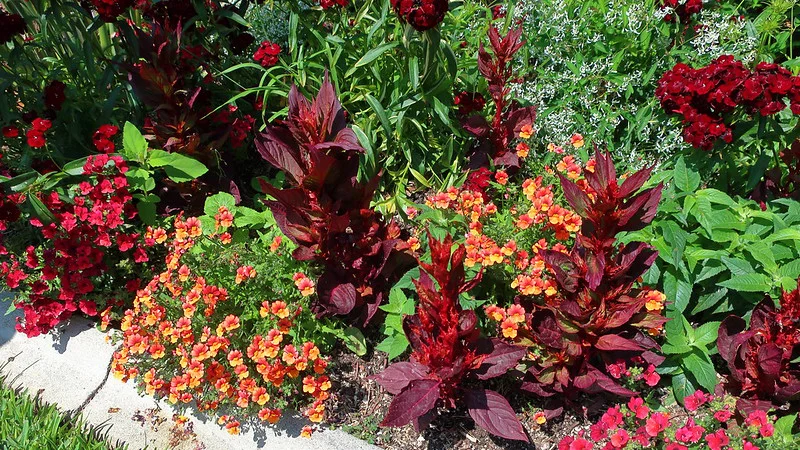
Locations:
0;376;124;450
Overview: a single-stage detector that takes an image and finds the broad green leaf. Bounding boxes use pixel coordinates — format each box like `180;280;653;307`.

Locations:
721;257;756;276
376;334;410;360
746;242;778;273
691;288;728;315
204;192;236;217
342;327;367;356
672;372;695;403
346;42;399;77
148;150;208;182
123;122;148;163
683;349;717;392
718;273;773;293
693;322;720;347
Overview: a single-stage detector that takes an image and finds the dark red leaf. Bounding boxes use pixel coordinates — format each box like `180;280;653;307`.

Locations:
464;389;528;442
371;361;429;395
381;379;441;427
595;334;643;351
328;283;357;315
475;338;526;380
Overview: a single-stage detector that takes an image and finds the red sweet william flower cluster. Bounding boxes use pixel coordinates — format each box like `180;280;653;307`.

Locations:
93;124;119;153
390;0;448;31
3;155;150;337
320;0;348;9
85;0;138;22
659;0;703;23
0;10;26;44
656;55;800;150
26;118;52;149
253;41;281;68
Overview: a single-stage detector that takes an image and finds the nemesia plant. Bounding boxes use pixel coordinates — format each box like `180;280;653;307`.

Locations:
462;26;537;168
1;154;151;337
495;150;667;401
558;391;790;450
110;213;331;436
254;74;415;326
372;232;528;442
717;280;800;413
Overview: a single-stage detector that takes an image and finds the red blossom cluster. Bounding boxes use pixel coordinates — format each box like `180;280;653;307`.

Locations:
2;155;149;337
93;124;119;153
84;0;138;22
26;118;52;149
320;0;348;9
253;41;281;68
718;280;800;412
43;80;67;112
659;0;703;23
0;10;26;44
390;0;448;31
559;392;780;450
656;55;800;150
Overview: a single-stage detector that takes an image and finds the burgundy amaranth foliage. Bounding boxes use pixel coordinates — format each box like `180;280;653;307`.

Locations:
558;392;781;450
718;280;800;413
124;9;255;164
462;27;536;169
373;232;528;442
0;155;151;337
254;75;415;326
752;139;800;202
390;0;448;31
659;0;703;23
514;150;666;400
0;10;26;44
656;55;800;150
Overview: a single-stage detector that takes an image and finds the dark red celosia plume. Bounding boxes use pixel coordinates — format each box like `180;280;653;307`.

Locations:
718;280;800;413
372;232;528;441
255;74;415;326
390;0;448;32
519;150;667;400
461;27;536;168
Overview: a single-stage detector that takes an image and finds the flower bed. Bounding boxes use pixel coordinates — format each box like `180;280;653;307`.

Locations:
3;1;800;448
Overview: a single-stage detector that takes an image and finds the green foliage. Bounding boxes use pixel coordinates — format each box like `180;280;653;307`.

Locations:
376;288;414;359
624;157;800;320
0;378;121;450
658;314;720;402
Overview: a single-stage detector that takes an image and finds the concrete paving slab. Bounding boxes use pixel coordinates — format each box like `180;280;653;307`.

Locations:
0;295;380;450
0;296;114;411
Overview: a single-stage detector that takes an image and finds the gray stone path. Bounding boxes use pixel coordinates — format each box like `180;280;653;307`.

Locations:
0;296;379;450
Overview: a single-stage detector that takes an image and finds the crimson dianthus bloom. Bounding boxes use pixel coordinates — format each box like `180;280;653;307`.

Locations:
390;0;448;31
253;41;281;68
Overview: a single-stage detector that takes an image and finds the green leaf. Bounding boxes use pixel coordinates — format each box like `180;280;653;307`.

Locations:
691;288;728;315
342;327;367;356
746;242;778;274
136;201;157;225
63;157;91;176
346;42;399;77
717;273;773;293
204;192;236;217
683;348;717;392
721;256;756;276
28;195;56;225
148;150;208;182
673;157;700;192
661;343;692;355
672;372;695;404
693;322;720;347
122;122;148;163
376;334;409;360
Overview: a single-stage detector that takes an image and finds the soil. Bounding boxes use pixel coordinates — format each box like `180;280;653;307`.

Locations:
325;350;596;450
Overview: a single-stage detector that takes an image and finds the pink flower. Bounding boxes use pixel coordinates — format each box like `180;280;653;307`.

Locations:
609;429;629;448
705;429;730;450
683;390;709;411
645;412;670;437
713;408;732;422
627;397;649;419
